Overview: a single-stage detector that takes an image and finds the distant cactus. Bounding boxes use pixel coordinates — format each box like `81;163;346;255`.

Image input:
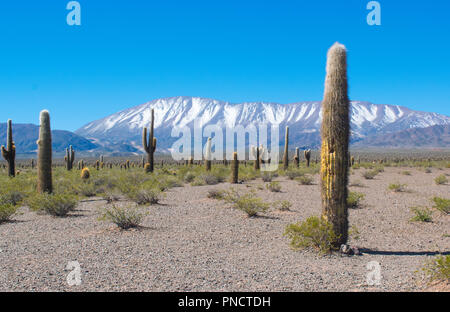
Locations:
231;152;239;183
251;145;262;171
283;126;289;170
205;137;212;171
1;119;16;177
37;110;52;193
31;159;35;169
81;167;90;180
64;145;75;171
304;149;311;167
293;147;300;168
188;157;194;166
95;160;100;170
320;42;350;247
142;108;157;173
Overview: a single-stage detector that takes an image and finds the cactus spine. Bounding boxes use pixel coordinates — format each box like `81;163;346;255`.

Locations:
37;110;53;193
1;119;16;177
64;145;75;171
283;126;289;170
142;108;157;173
231;152;239;183
320;42;350;247
205;137;212;171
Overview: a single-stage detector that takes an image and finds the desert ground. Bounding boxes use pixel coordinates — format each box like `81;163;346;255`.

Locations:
0;163;449;292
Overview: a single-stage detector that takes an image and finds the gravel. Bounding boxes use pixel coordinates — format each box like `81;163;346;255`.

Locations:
0;167;448;291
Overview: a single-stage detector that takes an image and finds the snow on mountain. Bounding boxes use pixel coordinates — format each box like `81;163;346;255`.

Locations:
75;96;450;150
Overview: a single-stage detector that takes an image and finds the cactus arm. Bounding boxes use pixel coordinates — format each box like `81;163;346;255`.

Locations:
1;145;9;159
142;127;149;152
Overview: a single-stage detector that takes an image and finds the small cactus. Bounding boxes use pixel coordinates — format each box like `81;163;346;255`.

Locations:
144;163;151;173
251;145;261;171
143;109;157;173
304;149;311;167
293;147;300;168
37;110;52;193
1;119;16;177
64;145;75;171
205;137;212;171
231;152;239;183
283;126;289;170
81;167;90;180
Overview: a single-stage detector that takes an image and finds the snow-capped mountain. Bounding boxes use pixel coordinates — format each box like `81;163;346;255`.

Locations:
75;96;450;150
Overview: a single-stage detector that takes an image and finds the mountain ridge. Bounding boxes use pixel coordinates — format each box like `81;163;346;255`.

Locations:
75;96;450;151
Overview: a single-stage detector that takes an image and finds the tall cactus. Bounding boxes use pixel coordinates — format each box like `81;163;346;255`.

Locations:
320;42;350;247
64;145;75;171
1;119;16;177
304;149;311;167
294;147;300;168
205;137;212;171
37;110;52;193
142;108;157;173
283;126;289;170
231;152;239;183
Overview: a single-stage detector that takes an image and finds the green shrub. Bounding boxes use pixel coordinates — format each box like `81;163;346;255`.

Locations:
0;203;18;223
410;207;433;222
275;200;292;211
266;181;281;192
284;216;339;254
184;172;196;183
27;193;78;217
434;174;448;185
421;255;450;282
199;174;219;185
0;190;24;206
285;170;302;180
400;170;411;175
388;183;407;192
224;188;269;217
127;188;162;205
207;189;225;200
102;192;121;204
348;225;360;240
347;191;365;208
431;197;450;214
261;172;274;182
296;175;313;185
362;170;378;180
101;204;146;229
74;182;99;197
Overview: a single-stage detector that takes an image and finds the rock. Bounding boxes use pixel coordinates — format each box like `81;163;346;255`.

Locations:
340;244;353;255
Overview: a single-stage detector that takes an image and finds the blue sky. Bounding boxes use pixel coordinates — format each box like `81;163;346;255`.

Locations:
0;0;449;131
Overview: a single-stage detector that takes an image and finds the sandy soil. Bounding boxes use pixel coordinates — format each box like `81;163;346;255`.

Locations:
0;167;448;291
